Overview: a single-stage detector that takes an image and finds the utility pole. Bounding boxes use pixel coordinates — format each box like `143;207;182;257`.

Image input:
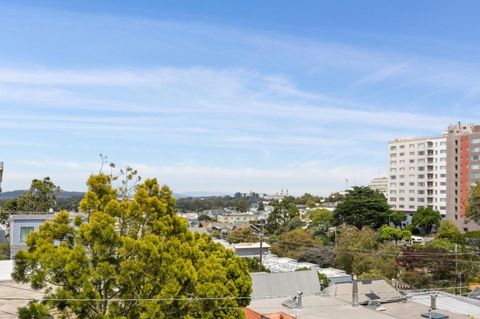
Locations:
455;243;458;295
250;224;264;272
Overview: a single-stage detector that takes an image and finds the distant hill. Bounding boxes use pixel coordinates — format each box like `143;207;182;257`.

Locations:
0;190;85;201
0;190;227;201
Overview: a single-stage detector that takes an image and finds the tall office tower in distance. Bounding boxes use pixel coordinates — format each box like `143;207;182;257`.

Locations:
388;136;447;220
446;123;480;232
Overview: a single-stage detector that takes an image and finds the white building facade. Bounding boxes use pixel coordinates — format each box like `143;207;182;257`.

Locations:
388;136;447;217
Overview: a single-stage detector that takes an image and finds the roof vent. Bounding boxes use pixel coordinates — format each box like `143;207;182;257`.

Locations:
281;291;303;308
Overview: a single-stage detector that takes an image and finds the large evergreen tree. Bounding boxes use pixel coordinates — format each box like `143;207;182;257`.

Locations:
13;174;251;318
266;198;299;233
333;186;390;229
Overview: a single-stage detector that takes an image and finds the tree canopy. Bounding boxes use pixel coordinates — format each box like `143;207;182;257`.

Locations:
227;227;258;244
270;229;320;259
467;182;480;223
13;174;251;319
266;198;299;233
333;187;390;229
412;207;441;234
378;225;411;244
5;177;60;212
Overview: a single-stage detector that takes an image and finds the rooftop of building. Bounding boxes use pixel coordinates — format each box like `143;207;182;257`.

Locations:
251;270;321;299
389;135;446;144
233;242;271;249
248;295;399;319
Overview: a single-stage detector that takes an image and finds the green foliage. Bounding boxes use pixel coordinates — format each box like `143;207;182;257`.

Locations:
333;187;389;229
13;173;251;319
437;220;463;243
467;182;480;223
335;226;398;279
284;216;305;231
227;227;258;244
7;177;60;212
18;302;50;319
198;214;213;222
242;257;269;273
390;210;407;228
270;229;320;259
236;198;249;212
297;246;336;268
266;198;299;233
378;225;411;244
397;245;458;288
295;267;311;271
464;231;480;249
308;209;333;230
0;241;9;260
295;193;321;207
257;201;265;212
424;238;455;251
412;207;441;234
317;273;330;289
324;192;344;203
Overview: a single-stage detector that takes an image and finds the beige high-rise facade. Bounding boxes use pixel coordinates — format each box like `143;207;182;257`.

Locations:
388;123;480;231
368;177;388;197
388;136;447;218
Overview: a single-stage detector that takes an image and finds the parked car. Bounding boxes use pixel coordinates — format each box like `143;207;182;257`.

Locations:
407;236;425;246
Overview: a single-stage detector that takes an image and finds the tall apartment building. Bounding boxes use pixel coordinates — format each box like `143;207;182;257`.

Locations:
388;123;480;232
387;136;447;218
368;177;388;197
445;123;480;231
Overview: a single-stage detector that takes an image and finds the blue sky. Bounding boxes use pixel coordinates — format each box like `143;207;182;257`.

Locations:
1;1;480;195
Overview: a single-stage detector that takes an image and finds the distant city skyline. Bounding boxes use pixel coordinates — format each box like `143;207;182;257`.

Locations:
1;1;480;194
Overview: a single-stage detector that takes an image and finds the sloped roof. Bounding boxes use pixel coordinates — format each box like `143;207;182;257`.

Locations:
251;270;321;299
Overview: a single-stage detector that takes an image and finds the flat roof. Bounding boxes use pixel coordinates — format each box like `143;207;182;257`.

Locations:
233;242;271;249
249;295;398;319
410;293;480;318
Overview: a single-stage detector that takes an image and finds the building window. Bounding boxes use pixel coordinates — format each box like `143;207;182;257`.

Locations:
390;146;397;151
418;143;425;150
399;145;405;149
409;151;416;156
20;226;34;242
472;138;480;144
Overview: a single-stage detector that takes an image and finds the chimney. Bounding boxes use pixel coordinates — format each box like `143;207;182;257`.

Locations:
352;275;359;307
297;291;303;308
